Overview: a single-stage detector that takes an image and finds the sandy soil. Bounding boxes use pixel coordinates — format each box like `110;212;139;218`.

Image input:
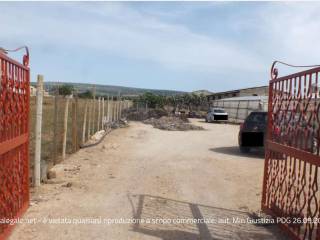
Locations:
9;119;286;240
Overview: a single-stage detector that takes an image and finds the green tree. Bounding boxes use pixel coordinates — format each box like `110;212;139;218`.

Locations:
78;90;93;99
138;92;165;109
58;84;74;96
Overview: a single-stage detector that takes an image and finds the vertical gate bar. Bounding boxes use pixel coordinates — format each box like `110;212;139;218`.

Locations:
262;80;274;208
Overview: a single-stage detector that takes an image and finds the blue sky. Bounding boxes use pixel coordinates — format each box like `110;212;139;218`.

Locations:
1;2;320;92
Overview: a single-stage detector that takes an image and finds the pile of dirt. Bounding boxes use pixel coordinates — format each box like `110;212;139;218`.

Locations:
125;108;168;121
110;119;129;129
143;116;204;131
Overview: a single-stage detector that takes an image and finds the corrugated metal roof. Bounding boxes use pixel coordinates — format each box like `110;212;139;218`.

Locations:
206;85;268;97
213;95;268;101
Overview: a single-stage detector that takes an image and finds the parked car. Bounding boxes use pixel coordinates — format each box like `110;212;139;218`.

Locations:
205;108;228;122
238;111;267;153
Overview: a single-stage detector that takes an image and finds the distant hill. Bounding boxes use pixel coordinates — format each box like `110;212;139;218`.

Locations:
192;90;213;96
32;82;187;97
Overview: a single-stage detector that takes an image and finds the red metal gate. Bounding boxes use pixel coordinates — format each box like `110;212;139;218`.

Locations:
0;47;30;240
262;62;320;240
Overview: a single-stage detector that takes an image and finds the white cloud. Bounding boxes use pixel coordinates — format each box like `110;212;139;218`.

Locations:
1;2;320;88
0;3;264;75
244;3;320;72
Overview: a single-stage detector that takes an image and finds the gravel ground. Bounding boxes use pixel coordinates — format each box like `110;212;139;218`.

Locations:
9;119;286;240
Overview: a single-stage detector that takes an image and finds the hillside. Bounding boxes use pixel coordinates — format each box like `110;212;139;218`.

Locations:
192;90;213;96
32;82;187;97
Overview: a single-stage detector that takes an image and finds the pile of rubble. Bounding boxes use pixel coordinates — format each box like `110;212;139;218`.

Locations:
143;116;204;131
110;119;129;129
125;108;168;121
81;119;129;148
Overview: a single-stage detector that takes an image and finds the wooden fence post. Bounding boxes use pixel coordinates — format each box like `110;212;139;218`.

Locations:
82;100;88;144
62;96;70;160
34;75;43;187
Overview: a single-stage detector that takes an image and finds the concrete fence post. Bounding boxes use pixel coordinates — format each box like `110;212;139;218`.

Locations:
109;97;113;123
112;97;116;122
97;97;101;131
107;95;110;124
53;89;58;165
82;100;88;144
102;97;105;130
114;98;117;121
88;99;92;138
62;96;70;160
116;99;118;121
92;87;96;133
34;75;44;187
72;97;78;152
119;98;122;119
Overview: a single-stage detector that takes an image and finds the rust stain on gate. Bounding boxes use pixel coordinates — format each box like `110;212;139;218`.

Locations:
262;62;320;240
0;47;30;240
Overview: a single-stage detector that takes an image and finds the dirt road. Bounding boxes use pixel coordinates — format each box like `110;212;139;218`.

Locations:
10;120;286;240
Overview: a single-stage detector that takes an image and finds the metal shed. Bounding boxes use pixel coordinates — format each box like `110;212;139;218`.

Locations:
210;96;268;123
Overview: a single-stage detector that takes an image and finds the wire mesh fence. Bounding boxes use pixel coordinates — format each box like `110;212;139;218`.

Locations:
29;95;132;182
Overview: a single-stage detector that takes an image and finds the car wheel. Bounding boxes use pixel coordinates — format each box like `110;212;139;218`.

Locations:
240;146;250;153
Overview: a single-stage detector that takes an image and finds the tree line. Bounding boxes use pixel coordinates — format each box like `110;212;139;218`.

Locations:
134;92;209;111
56;84;209;111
